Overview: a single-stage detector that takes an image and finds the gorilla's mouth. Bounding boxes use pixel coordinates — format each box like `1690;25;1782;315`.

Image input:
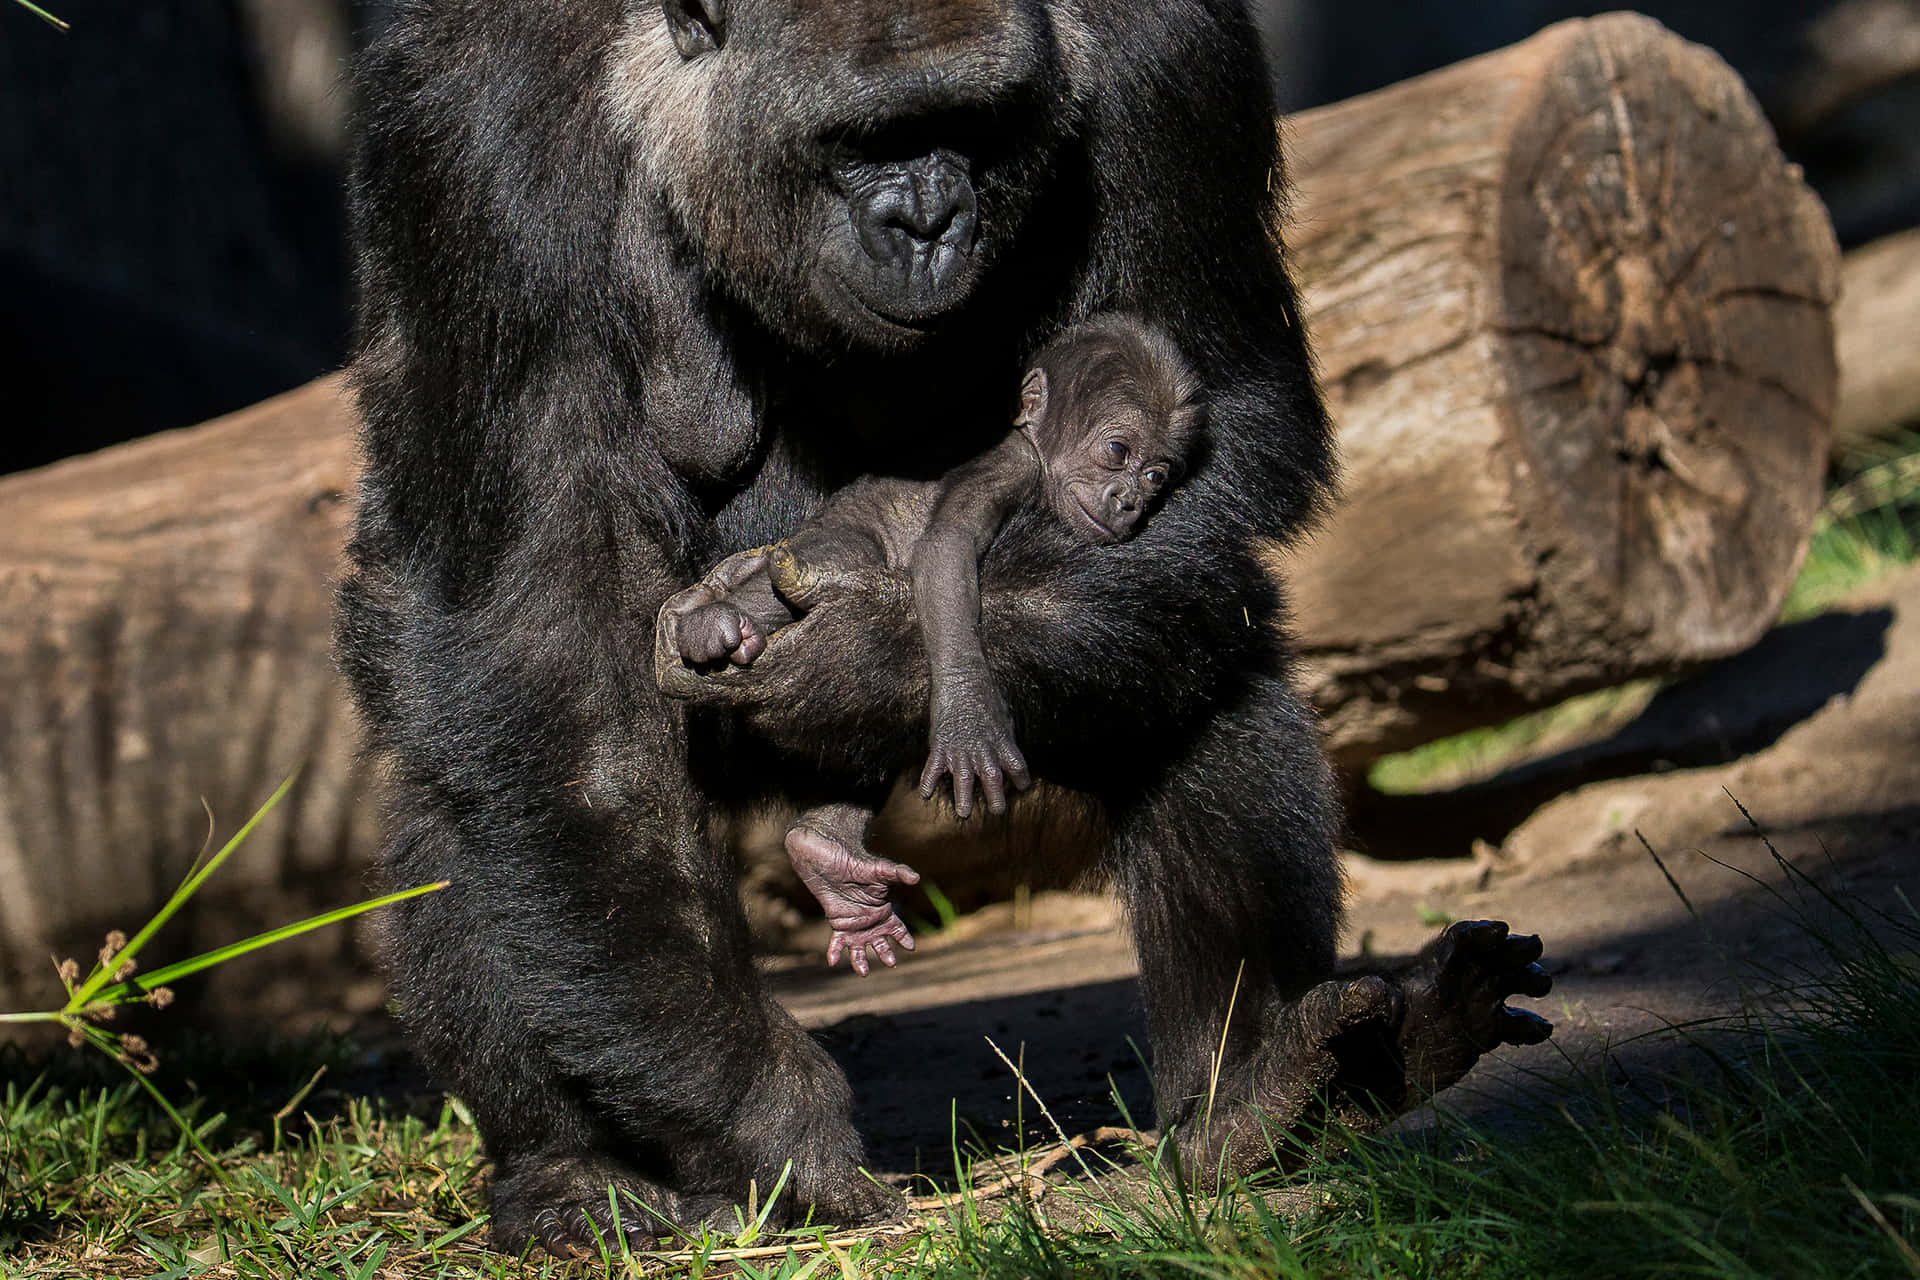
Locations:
828;149;982;328
1069;488;1126;545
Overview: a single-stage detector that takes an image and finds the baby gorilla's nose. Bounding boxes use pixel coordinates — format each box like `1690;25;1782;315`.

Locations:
1105;479;1141;516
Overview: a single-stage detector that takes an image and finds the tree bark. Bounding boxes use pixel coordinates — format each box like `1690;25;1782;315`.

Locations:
1276;12;1839;770
0;14;1842;1001
0;378;379;1018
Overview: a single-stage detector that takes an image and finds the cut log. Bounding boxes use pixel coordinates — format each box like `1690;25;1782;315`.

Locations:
0;15;1841;1003
0;377;379;1017
1832;228;1920;462
1277;12;1839;770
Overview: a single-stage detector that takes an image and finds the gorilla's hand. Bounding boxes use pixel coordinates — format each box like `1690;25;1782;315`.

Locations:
655;545;921;759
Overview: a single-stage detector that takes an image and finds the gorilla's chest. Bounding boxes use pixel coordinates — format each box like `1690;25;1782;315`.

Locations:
774;347;1022;486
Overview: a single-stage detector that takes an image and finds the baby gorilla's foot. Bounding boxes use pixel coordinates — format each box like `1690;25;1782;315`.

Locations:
673;600;766;668
785;822;920;977
490;1154;734;1259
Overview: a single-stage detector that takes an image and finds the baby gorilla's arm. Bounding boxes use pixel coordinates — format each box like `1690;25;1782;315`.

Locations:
912;435;1042;817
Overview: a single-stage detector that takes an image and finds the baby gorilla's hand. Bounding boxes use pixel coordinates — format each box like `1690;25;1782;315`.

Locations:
673;601;766;668
785;823;921;977
920;673;1032;818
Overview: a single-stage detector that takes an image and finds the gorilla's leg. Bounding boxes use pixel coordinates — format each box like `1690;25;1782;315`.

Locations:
1106;673;1342;1151
375;779;900;1257
1108;673;1551;1181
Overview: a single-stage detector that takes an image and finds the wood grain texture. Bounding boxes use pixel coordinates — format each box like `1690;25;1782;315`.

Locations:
1281;12;1839;767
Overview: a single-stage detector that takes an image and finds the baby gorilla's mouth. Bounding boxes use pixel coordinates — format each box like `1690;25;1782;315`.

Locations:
830;149;982;327
1070;490;1126;545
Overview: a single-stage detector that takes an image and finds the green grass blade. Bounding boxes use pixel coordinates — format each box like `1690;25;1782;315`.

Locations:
95;880;448;1000
10;0;68;30
72;771;302;1007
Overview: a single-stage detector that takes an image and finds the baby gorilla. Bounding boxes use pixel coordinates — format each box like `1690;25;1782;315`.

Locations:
665;314;1202;973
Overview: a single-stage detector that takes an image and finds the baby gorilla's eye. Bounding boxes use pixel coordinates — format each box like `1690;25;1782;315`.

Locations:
1143;467;1168;489
1103;439;1130;466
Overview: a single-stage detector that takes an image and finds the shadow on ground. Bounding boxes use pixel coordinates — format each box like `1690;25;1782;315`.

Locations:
1349;606;1894;861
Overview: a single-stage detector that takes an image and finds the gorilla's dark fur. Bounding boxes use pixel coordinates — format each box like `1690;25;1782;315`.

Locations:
340;0;1550;1256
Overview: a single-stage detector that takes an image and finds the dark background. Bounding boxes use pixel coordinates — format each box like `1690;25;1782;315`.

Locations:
2;0;1911;476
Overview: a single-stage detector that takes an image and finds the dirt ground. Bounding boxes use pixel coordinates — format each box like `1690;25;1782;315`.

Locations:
764;565;1920;1179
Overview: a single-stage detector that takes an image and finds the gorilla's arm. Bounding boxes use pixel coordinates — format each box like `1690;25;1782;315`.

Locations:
657;384;1298;784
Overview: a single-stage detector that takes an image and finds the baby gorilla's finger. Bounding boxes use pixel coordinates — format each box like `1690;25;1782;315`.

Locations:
730;617;764;665
848;945;870;977
999;743;1032;793
978;761;1008;815
951;767;977;819
870;938;897;968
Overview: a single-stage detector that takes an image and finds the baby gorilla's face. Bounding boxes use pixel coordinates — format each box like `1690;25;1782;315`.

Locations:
1013;316;1202;544
1041;407;1181;544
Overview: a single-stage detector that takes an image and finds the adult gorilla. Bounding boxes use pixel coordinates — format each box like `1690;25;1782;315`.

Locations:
339;0;1551;1256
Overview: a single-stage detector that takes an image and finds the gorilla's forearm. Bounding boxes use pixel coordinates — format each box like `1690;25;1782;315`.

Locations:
737;507;1280;780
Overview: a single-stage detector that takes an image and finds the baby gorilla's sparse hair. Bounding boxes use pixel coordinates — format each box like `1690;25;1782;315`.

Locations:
1018;314;1204;546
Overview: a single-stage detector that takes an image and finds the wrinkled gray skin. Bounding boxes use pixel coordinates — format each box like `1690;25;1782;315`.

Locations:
667;316;1203;973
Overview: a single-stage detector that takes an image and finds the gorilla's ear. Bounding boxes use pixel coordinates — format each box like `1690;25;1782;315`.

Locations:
1015;367;1049;428
664;0;725;58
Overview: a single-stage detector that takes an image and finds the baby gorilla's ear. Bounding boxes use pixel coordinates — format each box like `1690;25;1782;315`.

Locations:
1014;366;1049;428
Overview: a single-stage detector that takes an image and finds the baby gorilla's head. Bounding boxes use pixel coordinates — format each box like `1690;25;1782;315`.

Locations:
1016;315;1204;544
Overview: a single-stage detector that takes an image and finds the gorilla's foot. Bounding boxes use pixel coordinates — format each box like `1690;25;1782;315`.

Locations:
771;1162;906;1232
1187;920;1553;1180
1384;919;1554;1104
490;1154;732;1259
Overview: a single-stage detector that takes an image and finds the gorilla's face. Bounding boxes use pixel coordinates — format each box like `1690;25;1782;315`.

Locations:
606;0;1069;352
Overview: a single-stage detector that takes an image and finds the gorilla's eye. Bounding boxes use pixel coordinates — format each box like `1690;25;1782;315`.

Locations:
1143;466;1168;489
663;0;725;58
1103;440;1130;467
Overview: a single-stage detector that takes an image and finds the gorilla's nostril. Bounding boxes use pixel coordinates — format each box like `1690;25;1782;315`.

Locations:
895;169;964;239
